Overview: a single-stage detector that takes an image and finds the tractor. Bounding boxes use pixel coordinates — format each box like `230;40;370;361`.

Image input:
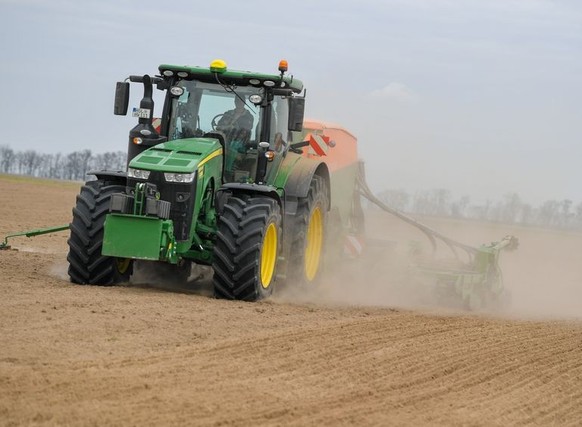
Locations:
66;59;360;301
1;59;516;309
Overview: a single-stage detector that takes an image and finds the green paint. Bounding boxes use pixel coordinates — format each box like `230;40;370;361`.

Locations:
130;138;222;173
0;224;69;250
102;214;177;262
158;64;304;93
328;164;359;229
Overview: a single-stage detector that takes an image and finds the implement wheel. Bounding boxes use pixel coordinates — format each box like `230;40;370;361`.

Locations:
67;180;132;285
289;175;328;285
212;195;282;301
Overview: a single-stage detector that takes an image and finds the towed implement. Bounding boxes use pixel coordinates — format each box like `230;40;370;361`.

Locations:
1;60;517;309
356;166;518;310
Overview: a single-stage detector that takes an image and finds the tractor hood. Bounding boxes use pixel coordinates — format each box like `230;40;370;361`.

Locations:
129;138;222;173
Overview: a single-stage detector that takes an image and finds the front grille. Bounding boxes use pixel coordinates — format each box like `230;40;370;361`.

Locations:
127;172;197;241
110;193;171;219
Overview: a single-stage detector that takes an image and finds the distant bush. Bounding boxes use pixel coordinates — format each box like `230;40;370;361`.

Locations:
2;145;579;230
0;145;127;181
375;188;582;231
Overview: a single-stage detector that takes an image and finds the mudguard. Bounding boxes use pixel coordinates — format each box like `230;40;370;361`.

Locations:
215;182;282;215
283;159;330;215
88;170;127;186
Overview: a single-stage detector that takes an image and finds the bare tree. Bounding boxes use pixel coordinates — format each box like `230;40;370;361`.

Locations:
90;151;127;172
500;192;522;224
560;199;573;227
451;195;470;218
79;149;92;179
537;200;560;227
21;150;42;176
520;203;533;224
48;153;63;179
0;145;15;173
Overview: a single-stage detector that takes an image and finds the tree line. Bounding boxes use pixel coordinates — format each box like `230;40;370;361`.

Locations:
1;145;579;230
0;146;127;181
376;188;582;230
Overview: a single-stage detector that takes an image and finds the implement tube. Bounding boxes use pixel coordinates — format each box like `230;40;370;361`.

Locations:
0;224;69;249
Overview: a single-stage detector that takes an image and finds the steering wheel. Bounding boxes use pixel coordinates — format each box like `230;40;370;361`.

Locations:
211;113;225;130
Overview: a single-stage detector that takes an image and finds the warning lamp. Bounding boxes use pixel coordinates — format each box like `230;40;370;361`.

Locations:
278;59;288;74
132;137;143;145
265;150;275;162
210;59;227;73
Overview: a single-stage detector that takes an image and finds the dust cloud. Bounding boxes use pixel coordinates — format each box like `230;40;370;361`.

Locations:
42;210;581;321
49;261;70;281
275;210;582;321
130;261;214;296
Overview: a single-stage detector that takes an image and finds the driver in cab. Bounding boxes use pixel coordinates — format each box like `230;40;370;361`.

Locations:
216;96;253;141
216;96;254;173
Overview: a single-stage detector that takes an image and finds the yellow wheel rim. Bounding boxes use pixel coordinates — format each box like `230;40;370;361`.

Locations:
115;258;131;275
305;207;323;281
260;223;278;288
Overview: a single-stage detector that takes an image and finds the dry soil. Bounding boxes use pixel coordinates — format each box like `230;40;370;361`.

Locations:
1;175;581;426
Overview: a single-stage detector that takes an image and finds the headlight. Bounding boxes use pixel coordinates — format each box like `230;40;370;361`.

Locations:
170;86;184;96
249;94;262;104
164;172;195;183
127;167;151;180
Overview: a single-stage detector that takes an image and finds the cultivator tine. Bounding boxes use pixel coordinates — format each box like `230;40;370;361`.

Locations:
0;238;10;250
0;224;70;250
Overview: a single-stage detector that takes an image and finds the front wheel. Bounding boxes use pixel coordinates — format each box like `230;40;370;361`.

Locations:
67;180;132;285
212;195;282;301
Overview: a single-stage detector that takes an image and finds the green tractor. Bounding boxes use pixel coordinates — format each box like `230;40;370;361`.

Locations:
66;59;336;300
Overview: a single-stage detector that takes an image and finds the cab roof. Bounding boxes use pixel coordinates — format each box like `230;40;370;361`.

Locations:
158;63;304;94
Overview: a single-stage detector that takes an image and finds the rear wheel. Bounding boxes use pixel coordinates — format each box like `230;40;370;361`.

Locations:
288;175;328;285
212;195;282;301
67;180;132;285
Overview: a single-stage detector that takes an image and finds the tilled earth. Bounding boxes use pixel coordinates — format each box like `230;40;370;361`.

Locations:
1;175;581;426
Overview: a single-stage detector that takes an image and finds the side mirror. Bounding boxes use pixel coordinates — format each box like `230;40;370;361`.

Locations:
288;97;305;132
114;82;130;116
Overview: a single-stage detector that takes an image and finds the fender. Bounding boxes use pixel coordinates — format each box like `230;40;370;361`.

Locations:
283;159;330;215
88;170;127;186
215;182;283;215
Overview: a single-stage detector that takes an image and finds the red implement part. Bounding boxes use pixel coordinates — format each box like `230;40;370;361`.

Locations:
302;120;359;172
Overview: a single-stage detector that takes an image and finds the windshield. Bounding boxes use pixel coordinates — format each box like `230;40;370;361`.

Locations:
167;80;291;183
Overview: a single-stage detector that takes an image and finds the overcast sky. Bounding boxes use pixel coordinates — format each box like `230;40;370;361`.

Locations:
1;0;580;204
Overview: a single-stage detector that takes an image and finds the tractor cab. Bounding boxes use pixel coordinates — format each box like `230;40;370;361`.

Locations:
115;59;305;185
165;79;288;182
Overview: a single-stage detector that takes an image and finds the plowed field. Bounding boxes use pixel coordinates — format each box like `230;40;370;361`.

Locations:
1;175;581;426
